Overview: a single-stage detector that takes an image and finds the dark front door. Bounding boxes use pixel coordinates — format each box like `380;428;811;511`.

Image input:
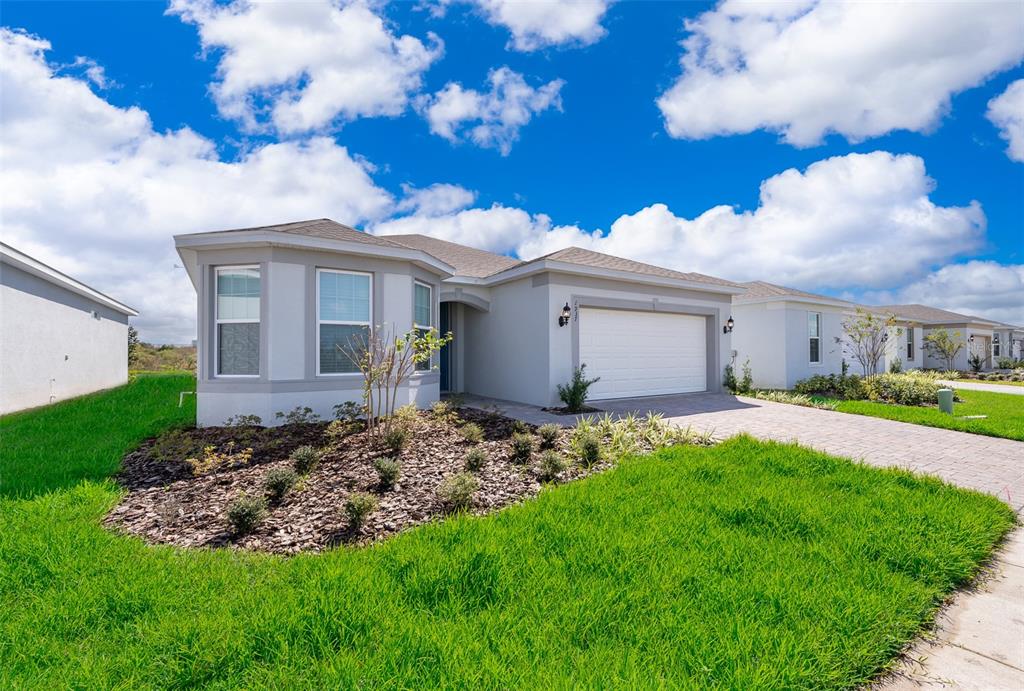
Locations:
440;302;451;392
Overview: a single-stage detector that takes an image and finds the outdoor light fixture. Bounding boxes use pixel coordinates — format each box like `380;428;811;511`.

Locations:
558;302;572;327
723;316;735;334
969;335;975;343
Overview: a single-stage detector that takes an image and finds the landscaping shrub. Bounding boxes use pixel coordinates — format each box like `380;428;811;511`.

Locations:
863;372;941;406
750;390;839;410
186;442;253;476
438;472;478;511
333;401;363;422
223;414;263;427
382;426;409;454
510;432;534;463
794;372;865;400
889;357;902;374
291;445;323;474
226;494;267;535
572;428;602;467
263;467;297;502
538;450;567;481
556;364;600;412
537;423;560;449
723;364;738;394
344;492;379;531
148;428;203;464
739;359;753;394
394;404;420;427
996;357;1018;369
460;422;484;444
373;457;401;490
968;352;984;373
430;401;459;424
275;406;321;425
464;446;487;471
325;419;359;441
510;419;530;435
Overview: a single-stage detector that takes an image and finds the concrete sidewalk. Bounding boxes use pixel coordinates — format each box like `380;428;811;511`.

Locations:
939;379;1024;396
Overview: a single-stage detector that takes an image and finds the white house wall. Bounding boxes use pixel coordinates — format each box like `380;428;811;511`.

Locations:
1;262;129;414
731;303;788;389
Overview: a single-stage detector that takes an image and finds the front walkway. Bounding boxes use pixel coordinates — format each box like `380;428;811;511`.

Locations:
459;391;1024;690
939;379;1024;396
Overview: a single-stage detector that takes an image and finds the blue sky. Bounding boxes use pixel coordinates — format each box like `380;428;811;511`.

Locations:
2;0;1022;342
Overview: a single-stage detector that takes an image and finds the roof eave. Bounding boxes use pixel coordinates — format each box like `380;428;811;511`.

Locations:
479;259;744;294
736;295;853;309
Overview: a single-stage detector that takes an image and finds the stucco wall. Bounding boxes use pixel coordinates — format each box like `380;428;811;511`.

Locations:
1;262;129;414
731;303;788;389
193;246;442;426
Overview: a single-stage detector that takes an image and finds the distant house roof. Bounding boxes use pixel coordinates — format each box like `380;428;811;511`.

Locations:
0;242;137;316
870;303;1001;326
735;280;853;306
381;233;522;278
491;246;743;289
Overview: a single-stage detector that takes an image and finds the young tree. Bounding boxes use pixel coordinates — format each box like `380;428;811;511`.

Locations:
127;325;140;368
836;308;900;376
924;328;965;371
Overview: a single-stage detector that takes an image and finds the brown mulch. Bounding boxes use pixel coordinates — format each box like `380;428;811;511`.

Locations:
104;408;612;555
541;405;602;415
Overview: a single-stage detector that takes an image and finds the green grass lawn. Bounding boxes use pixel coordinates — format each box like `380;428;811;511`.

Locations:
0;376;1014;688
831;389;1024;441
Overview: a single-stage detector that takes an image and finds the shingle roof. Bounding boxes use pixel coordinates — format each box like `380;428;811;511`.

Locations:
495;246;742;288
870;304;1000;325
381;234;522;278
735;281;853;305
189;218;406;248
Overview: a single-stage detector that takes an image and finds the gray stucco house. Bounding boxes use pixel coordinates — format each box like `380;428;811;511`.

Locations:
174;219;744;426
1;242;137;414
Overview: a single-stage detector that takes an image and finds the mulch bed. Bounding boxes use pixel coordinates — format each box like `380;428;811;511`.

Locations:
541;405;602;415
105;408;612;555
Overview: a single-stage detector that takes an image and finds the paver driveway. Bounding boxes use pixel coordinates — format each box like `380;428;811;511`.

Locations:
463;392;1024;510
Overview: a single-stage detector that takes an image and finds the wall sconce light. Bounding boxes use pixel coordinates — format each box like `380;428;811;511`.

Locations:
558;303;572;327
723;316;735;334
969;335;975;344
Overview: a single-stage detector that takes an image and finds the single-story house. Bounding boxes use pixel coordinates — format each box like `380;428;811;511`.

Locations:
174;219;744;427
991;322;1024;363
1;242;137;414
873;304;1004;371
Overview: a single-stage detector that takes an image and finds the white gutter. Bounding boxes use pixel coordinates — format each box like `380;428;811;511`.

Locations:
0;242;138;316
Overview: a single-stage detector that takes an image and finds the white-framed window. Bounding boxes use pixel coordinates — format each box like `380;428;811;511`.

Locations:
317;268;372;375
414;281;432;372
215;265;260;377
993;333;1000;358
906;327;915;361
808;312;821;364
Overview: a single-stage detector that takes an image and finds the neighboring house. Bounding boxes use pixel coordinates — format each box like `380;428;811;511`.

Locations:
731;282;856;389
872;304;1003;371
174;219;743;426
0;243;137;415
989;322;1024;363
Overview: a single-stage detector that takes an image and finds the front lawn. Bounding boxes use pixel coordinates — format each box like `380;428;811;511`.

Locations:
0;376;1014;688
832;389;1024;441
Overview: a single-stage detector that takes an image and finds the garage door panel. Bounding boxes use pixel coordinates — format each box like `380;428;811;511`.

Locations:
579;308;707;400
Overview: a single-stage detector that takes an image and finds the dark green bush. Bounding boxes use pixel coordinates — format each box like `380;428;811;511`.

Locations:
344;492;379;531
557;364;600;412
537;423;560;449
263;467;297;502
575;431;601;467
510;432;534;464
373;457;401;490
291;445;322;474
863;373;941;406
383;426;409;454
460;422;484;444
511;419;531;435
438;472;478;511
538;450;567;481
226;495;267;535
464;447;487;471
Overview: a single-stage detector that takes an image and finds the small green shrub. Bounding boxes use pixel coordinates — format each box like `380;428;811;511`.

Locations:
889;357;902;374
460;422;484;444
438;472;478;511
510;432;534;464
537;423;560;449
556;364;600;412
373;457;401;490
325;419;359;441
394;404;420;427
464;446;487;471
275;406;320;425
794;372;866;400
382;426;409;454
538;450;567;482
863;372;941;406
186;442;253;476
511;419;530;435
291;445;322;474
344;492;379;531
430;401;459;424
224;414;263;427
263;467;298;502
572;429;602;467
738;359;753;394
333;401;363;422
750;390;839;410
226;495;267;535
723;364;738;393
968;352;984;373
996;356;1017;369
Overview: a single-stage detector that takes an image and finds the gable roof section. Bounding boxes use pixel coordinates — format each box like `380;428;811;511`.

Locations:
381;233;522;278
735;280;853;306
0;242;138;316
871;303;1000;326
183;218;406;248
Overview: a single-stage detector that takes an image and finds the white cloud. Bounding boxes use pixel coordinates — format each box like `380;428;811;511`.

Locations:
868;262;1024;326
378;152;985;293
1;28;393;343
419;67;564;154
395;183;476;216
657;0;1024;146
168;0;442;134
987;79;1024;163
470;0;610;51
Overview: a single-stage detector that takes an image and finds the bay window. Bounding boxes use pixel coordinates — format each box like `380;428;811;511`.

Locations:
808;312;821;364
318;269;371;375
215;266;260;376
414;281;432;372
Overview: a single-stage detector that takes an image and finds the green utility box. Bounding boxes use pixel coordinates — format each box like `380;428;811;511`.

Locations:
937;388;954;415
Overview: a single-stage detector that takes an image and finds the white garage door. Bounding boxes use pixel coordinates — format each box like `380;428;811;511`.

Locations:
578;308;707;400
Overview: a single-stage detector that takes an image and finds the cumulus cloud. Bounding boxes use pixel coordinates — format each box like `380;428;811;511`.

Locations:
987;79;1024;163
657;0;1024;146
168;0;442;134
379;152;985;293
867;262;1024;326
419;67;564;154
436;0;611;51
0;28;393;343
395;183;476;216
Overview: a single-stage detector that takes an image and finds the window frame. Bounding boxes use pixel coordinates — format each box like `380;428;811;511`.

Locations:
906;327;915;361
808;311;822;365
315;267;373;377
413;280;433;373
214;264;261;378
